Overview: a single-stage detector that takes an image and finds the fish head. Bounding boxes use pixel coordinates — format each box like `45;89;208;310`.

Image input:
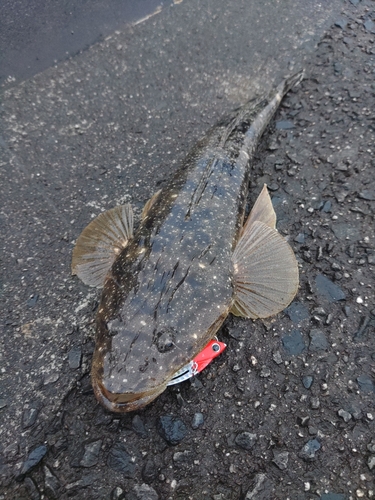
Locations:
91;302;227;412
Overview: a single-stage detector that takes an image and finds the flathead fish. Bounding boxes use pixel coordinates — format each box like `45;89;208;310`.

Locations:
72;72;302;412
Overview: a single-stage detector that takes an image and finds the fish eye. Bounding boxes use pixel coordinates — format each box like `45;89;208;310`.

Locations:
212;343;220;352
155;328;176;353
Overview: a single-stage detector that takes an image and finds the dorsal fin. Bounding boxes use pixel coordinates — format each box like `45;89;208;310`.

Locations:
241;184;276;235
231;219;299;319
141;189;162;220
72;204;134;288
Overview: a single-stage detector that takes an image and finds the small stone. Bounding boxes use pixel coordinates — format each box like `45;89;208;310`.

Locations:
22;407;40;428
338;409;352;423
192;412;204;429
272;450;289;470
173;450;191;465
311;397;320;409
285;302;309;323
272;351;283;365
107;443;135;477
299;439;321;461
309;329;328;351
110;486;125;500
315;274;346;302
44;466;60;499
235;431;257;451
134;483;159;500
158;415;187;445
139;462;157;487
294;233;306;244
322;200;332;213
80;440;102;467
357;375;375;393
297;415;310;427
22;477;40;500
27;294;39;308
132;415;148;439
282;330;306;355
359;190;375;201
68;345;82;369
302;376;313;389
368;456;375;471
276;120;295;130
17;445;48;479
320;494;346;500
260;366;271;378
244;473;274;499
334;19;347;29
364;19;375;33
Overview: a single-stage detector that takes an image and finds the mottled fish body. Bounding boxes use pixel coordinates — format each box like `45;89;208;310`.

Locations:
72;72;302;412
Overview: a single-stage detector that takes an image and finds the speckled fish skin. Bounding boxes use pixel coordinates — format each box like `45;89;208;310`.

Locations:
92;72;303;412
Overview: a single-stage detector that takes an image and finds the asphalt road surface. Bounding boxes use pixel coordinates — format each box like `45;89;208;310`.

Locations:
2;0;375;498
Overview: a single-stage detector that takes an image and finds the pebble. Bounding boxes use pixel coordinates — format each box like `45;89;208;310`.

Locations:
334;19;347;29
22;477;40;500
142;460;157;482
359;190;375;201
297;415;310;427
272;351;283;365
132;415;148;439
68;345;82;369
320;494;346;500
275;120;295;130
110;487;125;500
299;439;321;461
173;450;191;465
311;397;320;409
235;431;257;451
157;415;187;445
309;329;328;351
315;274;346;302
244;473;274;500
272;450;289;470
338;409;352;423
133;483;159;500
44;466;60;498
80;440;102;467
282;329;306;355
357;375;375;393
302;376;313;389
22;406;40;428
260;366;271;378
285;301;309;322
107;443;135;477
17;445;48;479
364;19;375;33
368;456;375;471
294;233;306;244
192;412;204;429
27;294;39;308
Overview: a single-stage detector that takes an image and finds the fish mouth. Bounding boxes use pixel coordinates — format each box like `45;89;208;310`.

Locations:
92;374;169;413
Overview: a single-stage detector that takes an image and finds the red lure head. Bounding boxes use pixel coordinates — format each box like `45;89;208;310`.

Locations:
192;339;227;374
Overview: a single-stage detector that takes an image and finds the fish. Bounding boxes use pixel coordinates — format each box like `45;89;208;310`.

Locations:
72;71;303;412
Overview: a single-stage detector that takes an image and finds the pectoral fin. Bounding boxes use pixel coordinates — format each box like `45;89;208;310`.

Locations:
231;220;299;319
72;204;134;287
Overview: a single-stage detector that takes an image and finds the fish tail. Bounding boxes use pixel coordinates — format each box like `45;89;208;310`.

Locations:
243;69;304;155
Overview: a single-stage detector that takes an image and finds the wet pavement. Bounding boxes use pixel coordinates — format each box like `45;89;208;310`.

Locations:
1;0;375;498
